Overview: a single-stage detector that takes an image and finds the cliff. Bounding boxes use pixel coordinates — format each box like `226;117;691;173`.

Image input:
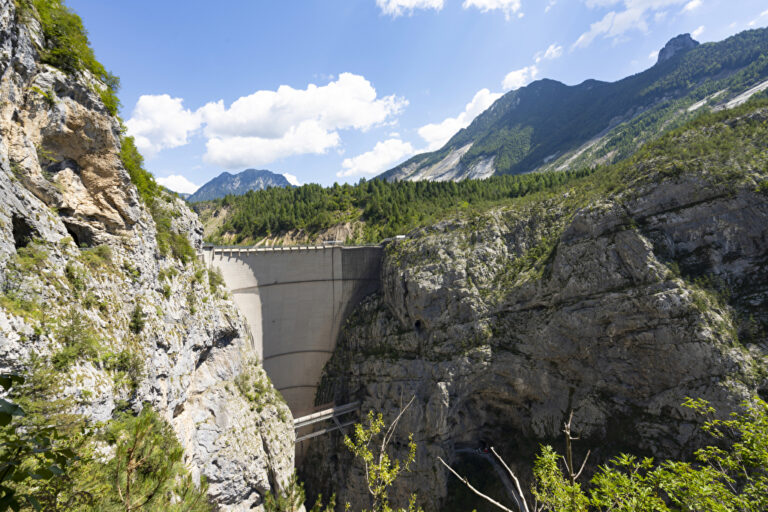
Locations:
307;103;768;510
0;1;293;509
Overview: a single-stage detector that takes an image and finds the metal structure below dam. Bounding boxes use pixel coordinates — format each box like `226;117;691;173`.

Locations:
203;244;383;418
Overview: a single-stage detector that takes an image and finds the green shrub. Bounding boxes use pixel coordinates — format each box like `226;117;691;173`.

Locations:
51;310;101;370
64;261;85;293
208;267;225;294
128;304;145;334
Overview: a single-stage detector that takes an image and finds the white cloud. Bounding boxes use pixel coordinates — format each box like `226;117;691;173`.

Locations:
682;0;701;12
199;73;406;140
204;120;341;169
157;174;200;194
691;25;705;38
573;0;688;49
338;139;415;177
545;1;557;13
283;173;301;186
748;9;768;26
376;0;443;17
418;88;502;150
128;74;406;170
534;44;563;63
125;95;201;157
502;65;539;91
462;0;522;19
649;49;659;60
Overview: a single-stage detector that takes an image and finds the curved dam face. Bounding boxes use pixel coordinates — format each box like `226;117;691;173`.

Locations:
204;245;382;417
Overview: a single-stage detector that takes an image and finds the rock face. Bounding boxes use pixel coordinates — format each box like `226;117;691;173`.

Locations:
307;111;768;510
0;1;294;509
657;33;699;64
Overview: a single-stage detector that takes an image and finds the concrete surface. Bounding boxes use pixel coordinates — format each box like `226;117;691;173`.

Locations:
205;245;382;417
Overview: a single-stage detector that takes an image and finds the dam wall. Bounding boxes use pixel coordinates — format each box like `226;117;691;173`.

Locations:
204;245;382;417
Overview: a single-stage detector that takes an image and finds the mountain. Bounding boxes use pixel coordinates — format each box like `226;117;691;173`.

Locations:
188;169;291;202
306;100;768;510
380;28;768;182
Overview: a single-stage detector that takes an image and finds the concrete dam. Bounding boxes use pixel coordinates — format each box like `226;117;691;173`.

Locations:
203;245;383;417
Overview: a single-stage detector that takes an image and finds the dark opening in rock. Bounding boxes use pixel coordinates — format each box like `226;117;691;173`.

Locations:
415;320;423;331
45;158;80;177
62;220;94;248
11;214;37;249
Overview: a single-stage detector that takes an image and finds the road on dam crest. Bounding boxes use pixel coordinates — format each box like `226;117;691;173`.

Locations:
204;245;382;417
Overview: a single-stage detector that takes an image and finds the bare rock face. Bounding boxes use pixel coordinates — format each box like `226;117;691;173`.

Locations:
307;124;768;509
0;1;294;509
657;33;699;64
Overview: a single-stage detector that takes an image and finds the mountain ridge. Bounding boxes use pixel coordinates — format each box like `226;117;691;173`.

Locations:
188;168;291;202
380;28;768;182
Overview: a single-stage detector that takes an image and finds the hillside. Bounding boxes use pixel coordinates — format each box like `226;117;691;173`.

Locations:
380;29;768;182
305;98;768;511
187;168;291;202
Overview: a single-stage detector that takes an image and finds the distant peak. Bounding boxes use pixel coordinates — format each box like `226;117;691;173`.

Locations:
657;33;699;64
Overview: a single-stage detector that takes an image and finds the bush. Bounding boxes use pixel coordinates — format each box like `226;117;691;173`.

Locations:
128;304;145;334
51;310;101;370
16;0;120;114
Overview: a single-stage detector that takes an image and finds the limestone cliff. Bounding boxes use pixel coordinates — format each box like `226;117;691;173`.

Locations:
307;106;768;510
0;1;293;509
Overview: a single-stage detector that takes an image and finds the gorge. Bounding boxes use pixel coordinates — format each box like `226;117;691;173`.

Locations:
1;0;768;511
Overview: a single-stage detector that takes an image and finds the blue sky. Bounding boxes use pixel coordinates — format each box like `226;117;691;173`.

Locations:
66;0;768;192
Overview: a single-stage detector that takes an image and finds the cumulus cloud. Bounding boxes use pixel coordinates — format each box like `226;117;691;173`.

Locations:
283;173;301;186
338;139;415;177
157;174;200;194
126;73;406;170
462;0;523;19
502;65;539;90
534;43;563;63
682;0;701;12
573;0;688;49
204;120;341;168
691;25;705;38
125;95;201;157
418;88;502;150
376;0;443;17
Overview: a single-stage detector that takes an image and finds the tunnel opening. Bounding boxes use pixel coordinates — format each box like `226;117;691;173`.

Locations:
12;214;37;249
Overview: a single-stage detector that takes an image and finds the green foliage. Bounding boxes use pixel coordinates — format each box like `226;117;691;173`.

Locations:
204;167;593;244
103;407;211;512
128;305;145;335
15;0;120;114
2;368;209;512
30;85;56;108
79;244;113;269
263;472;336;512
344;402;422;512
234;363;286;417
11;244;47;273
524;398;768;512
119;136;196;264
0;374;79;512
208;268;225;295
119;136;160;206
51;310;101;370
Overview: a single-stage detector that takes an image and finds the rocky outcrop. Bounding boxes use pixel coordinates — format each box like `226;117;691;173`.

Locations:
307;111;768;510
657;33;699;64
0;1;293;509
